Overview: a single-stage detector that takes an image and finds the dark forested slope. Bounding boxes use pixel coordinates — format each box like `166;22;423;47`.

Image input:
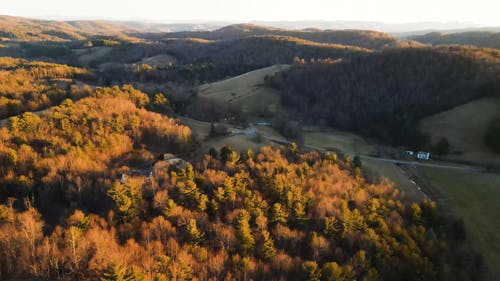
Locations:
95;36;371;84
411;31;500;49
271;46;500;145
0;143;484;280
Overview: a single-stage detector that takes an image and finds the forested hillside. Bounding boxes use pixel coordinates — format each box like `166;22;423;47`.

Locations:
0;143;483;280
0;15;223;42
0;85;194;217
134;24;418;50
0;57;92;119
270;46;500;145
96;36;370;84
0;15;140;41
411;31;500;49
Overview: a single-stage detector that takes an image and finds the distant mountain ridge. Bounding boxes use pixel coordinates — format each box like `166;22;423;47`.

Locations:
0;15;224;41
2;15;498;50
133;23;424;50
0;15;425;50
250;20;488;34
411;31;500;49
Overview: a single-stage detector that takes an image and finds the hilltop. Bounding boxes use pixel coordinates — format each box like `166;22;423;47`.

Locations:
269;45;500;145
135;23;421;50
411;31;500;49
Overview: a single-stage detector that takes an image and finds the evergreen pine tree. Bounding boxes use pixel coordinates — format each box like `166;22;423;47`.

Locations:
270;203;287;225
235;210;255;255
186;219;205;246
100;263;136;281
260;230;276;261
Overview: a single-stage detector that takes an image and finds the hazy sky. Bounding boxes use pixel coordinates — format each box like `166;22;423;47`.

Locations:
1;0;499;25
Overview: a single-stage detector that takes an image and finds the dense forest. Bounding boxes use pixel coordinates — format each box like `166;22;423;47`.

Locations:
269;46;500;146
0;139;484;280
89;36;370;85
0;85;194;217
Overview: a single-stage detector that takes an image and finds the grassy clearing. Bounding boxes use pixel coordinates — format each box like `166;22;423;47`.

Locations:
363;160;426;201
74;46;113;66
420;97;500;165
199;64;290;94
198;64;290;115
136;54;177;67
417;167;500;280
178;116;213;138
257;126;289;142
303;130;374;155
179;116;285;153
201;134;272;153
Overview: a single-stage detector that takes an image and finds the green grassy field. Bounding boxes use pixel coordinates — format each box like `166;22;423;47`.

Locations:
201;134;272;153
417;167;500;280
257;126;289;143
197;64;290;116
178;116;213;138
420;97;500;165
363;160;427;201
303;130;374;155
74;46;113;66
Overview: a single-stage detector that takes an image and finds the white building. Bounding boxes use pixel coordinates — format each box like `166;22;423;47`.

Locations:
417;151;431;160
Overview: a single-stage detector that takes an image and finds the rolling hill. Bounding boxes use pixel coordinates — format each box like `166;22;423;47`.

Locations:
411;31;500;49
419;97;500;165
134;23;423;50
0;15;200;42
196;64;290;116
270;45;500;145
0;15;137;41
93;35;371;84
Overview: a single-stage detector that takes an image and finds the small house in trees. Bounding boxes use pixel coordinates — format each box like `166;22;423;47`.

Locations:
162;153;176;160
417;151;431;160
166;157;187;170
120;174;127;184
157;153;187;170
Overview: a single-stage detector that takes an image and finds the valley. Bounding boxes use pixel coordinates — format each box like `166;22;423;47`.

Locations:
0;13;499;281
176;65;500;279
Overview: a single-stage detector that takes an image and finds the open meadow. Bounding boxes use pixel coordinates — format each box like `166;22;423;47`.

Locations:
197;64;290;116
420;97;500;166
417;167;500;280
